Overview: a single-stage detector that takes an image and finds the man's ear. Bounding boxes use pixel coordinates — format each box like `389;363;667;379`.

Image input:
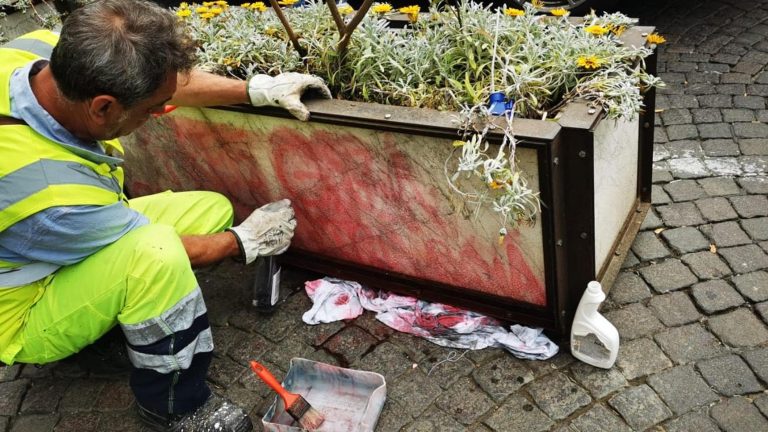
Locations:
88;95;121;125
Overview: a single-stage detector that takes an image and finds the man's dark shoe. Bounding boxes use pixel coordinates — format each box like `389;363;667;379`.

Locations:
137;394;253;432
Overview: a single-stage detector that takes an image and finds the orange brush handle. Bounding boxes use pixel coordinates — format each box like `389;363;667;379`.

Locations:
250;361;299;407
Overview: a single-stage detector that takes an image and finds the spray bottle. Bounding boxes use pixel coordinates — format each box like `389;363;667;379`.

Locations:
570;281;620;369
252;256;281;313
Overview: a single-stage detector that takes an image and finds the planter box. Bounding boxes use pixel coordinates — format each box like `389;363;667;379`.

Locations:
123;27;657;337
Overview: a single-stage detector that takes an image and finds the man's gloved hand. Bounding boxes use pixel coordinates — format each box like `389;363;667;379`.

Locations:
228;199;297;264
248;72;332;121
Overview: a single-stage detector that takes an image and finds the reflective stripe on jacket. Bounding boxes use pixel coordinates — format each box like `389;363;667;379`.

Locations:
0;30;126;284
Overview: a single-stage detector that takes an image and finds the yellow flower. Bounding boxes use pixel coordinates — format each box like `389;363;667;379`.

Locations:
584;25;608;36
264;27;279;37
176;8;192;17
179;2;189;8
251;2;267;11
372;3;392;14
196;6;209;13
215;0;228;5
577;55;603;69
609;24;626;36
200;12;215;19
646;33;666;44
210;7;223;15
241;2;250;6
550;8;568;17
452;140;465;147
203;1;214;6
338;5;354;15
399;5;420;22
278;0;298;5
488;180;504;190
221;57;240;67
503;8;524;17
530;0;543;8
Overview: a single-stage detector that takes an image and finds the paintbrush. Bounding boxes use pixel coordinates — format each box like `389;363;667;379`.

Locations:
250;360;325;430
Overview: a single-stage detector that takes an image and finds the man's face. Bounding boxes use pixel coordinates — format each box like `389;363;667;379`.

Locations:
101;72;178;139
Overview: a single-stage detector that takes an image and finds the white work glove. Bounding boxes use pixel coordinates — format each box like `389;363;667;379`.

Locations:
247;72;332;121
228;199;297;264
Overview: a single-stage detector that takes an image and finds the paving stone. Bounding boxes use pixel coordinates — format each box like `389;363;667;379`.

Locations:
52;412;101;432
668;157;711;179
698;176;742;196
389;369;443;419
654;323;724;364
0;380;28;416
691;279;744;313
729;195;768;219
653;186;672;206
263;331;316;368
608;384;672;431
639;259;699;293
615;337;673;380
757;301;768;325
663;410;722;432
716;84;746;95
733;271;768;301
631;231;670;261
698;354;763;396
664;179;708;202
569;362;627;399
702;220;752;247
738;176;768;194
607;272;652;305
740;138;768;155
354;312;396;341
526;372;591;420
568;404;631;432
740;155;768;175
417;348;474;390
649;291;702;326
661;226;711;253
93;380;133;412
698;122;733;139
354;341;415;384
620;250;639;269
19;378;69;415
369;399;412;432
661;108;692;125
705;157;743;176
58;379;105;413
681;250;733;279
653;168;674;183
743;347;768;384
435;377;495;425
756;394;768;419
471;355;533;402
666;140;704;158
734;95;767;110
523;351;575;378
719;244;768;273
323;326;378;365
711;396;768;432
698;94;732;108
742;217;768;241
604;304;664;341
701;138;740;157
647;365;719;415
722;108;755;122
640;209;664;230
709;307;768;347
691;108;722;123
667;124;700;141
482;394;552;432
0;366;20;383
8;414;58;432
657;202;706;227
695;196;738;222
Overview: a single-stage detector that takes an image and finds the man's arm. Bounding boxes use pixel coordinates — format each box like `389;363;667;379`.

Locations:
170;69;249;107
181;231;240;267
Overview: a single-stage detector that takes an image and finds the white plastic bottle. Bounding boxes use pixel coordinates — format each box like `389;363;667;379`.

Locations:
570;281;620;369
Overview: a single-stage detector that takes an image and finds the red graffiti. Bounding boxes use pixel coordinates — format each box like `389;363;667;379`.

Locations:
125;115;546;306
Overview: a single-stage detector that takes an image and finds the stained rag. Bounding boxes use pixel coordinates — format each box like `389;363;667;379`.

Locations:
302;277;559;360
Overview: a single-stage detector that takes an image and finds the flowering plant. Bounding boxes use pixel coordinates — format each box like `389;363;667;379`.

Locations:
175;0;662;235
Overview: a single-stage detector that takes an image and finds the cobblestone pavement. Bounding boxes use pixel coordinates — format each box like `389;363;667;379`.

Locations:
2;0;768;430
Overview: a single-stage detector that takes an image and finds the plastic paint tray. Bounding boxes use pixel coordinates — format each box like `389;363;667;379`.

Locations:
261;358;387;432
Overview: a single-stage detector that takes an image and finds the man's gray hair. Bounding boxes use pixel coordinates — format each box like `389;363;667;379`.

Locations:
50;0;196;108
